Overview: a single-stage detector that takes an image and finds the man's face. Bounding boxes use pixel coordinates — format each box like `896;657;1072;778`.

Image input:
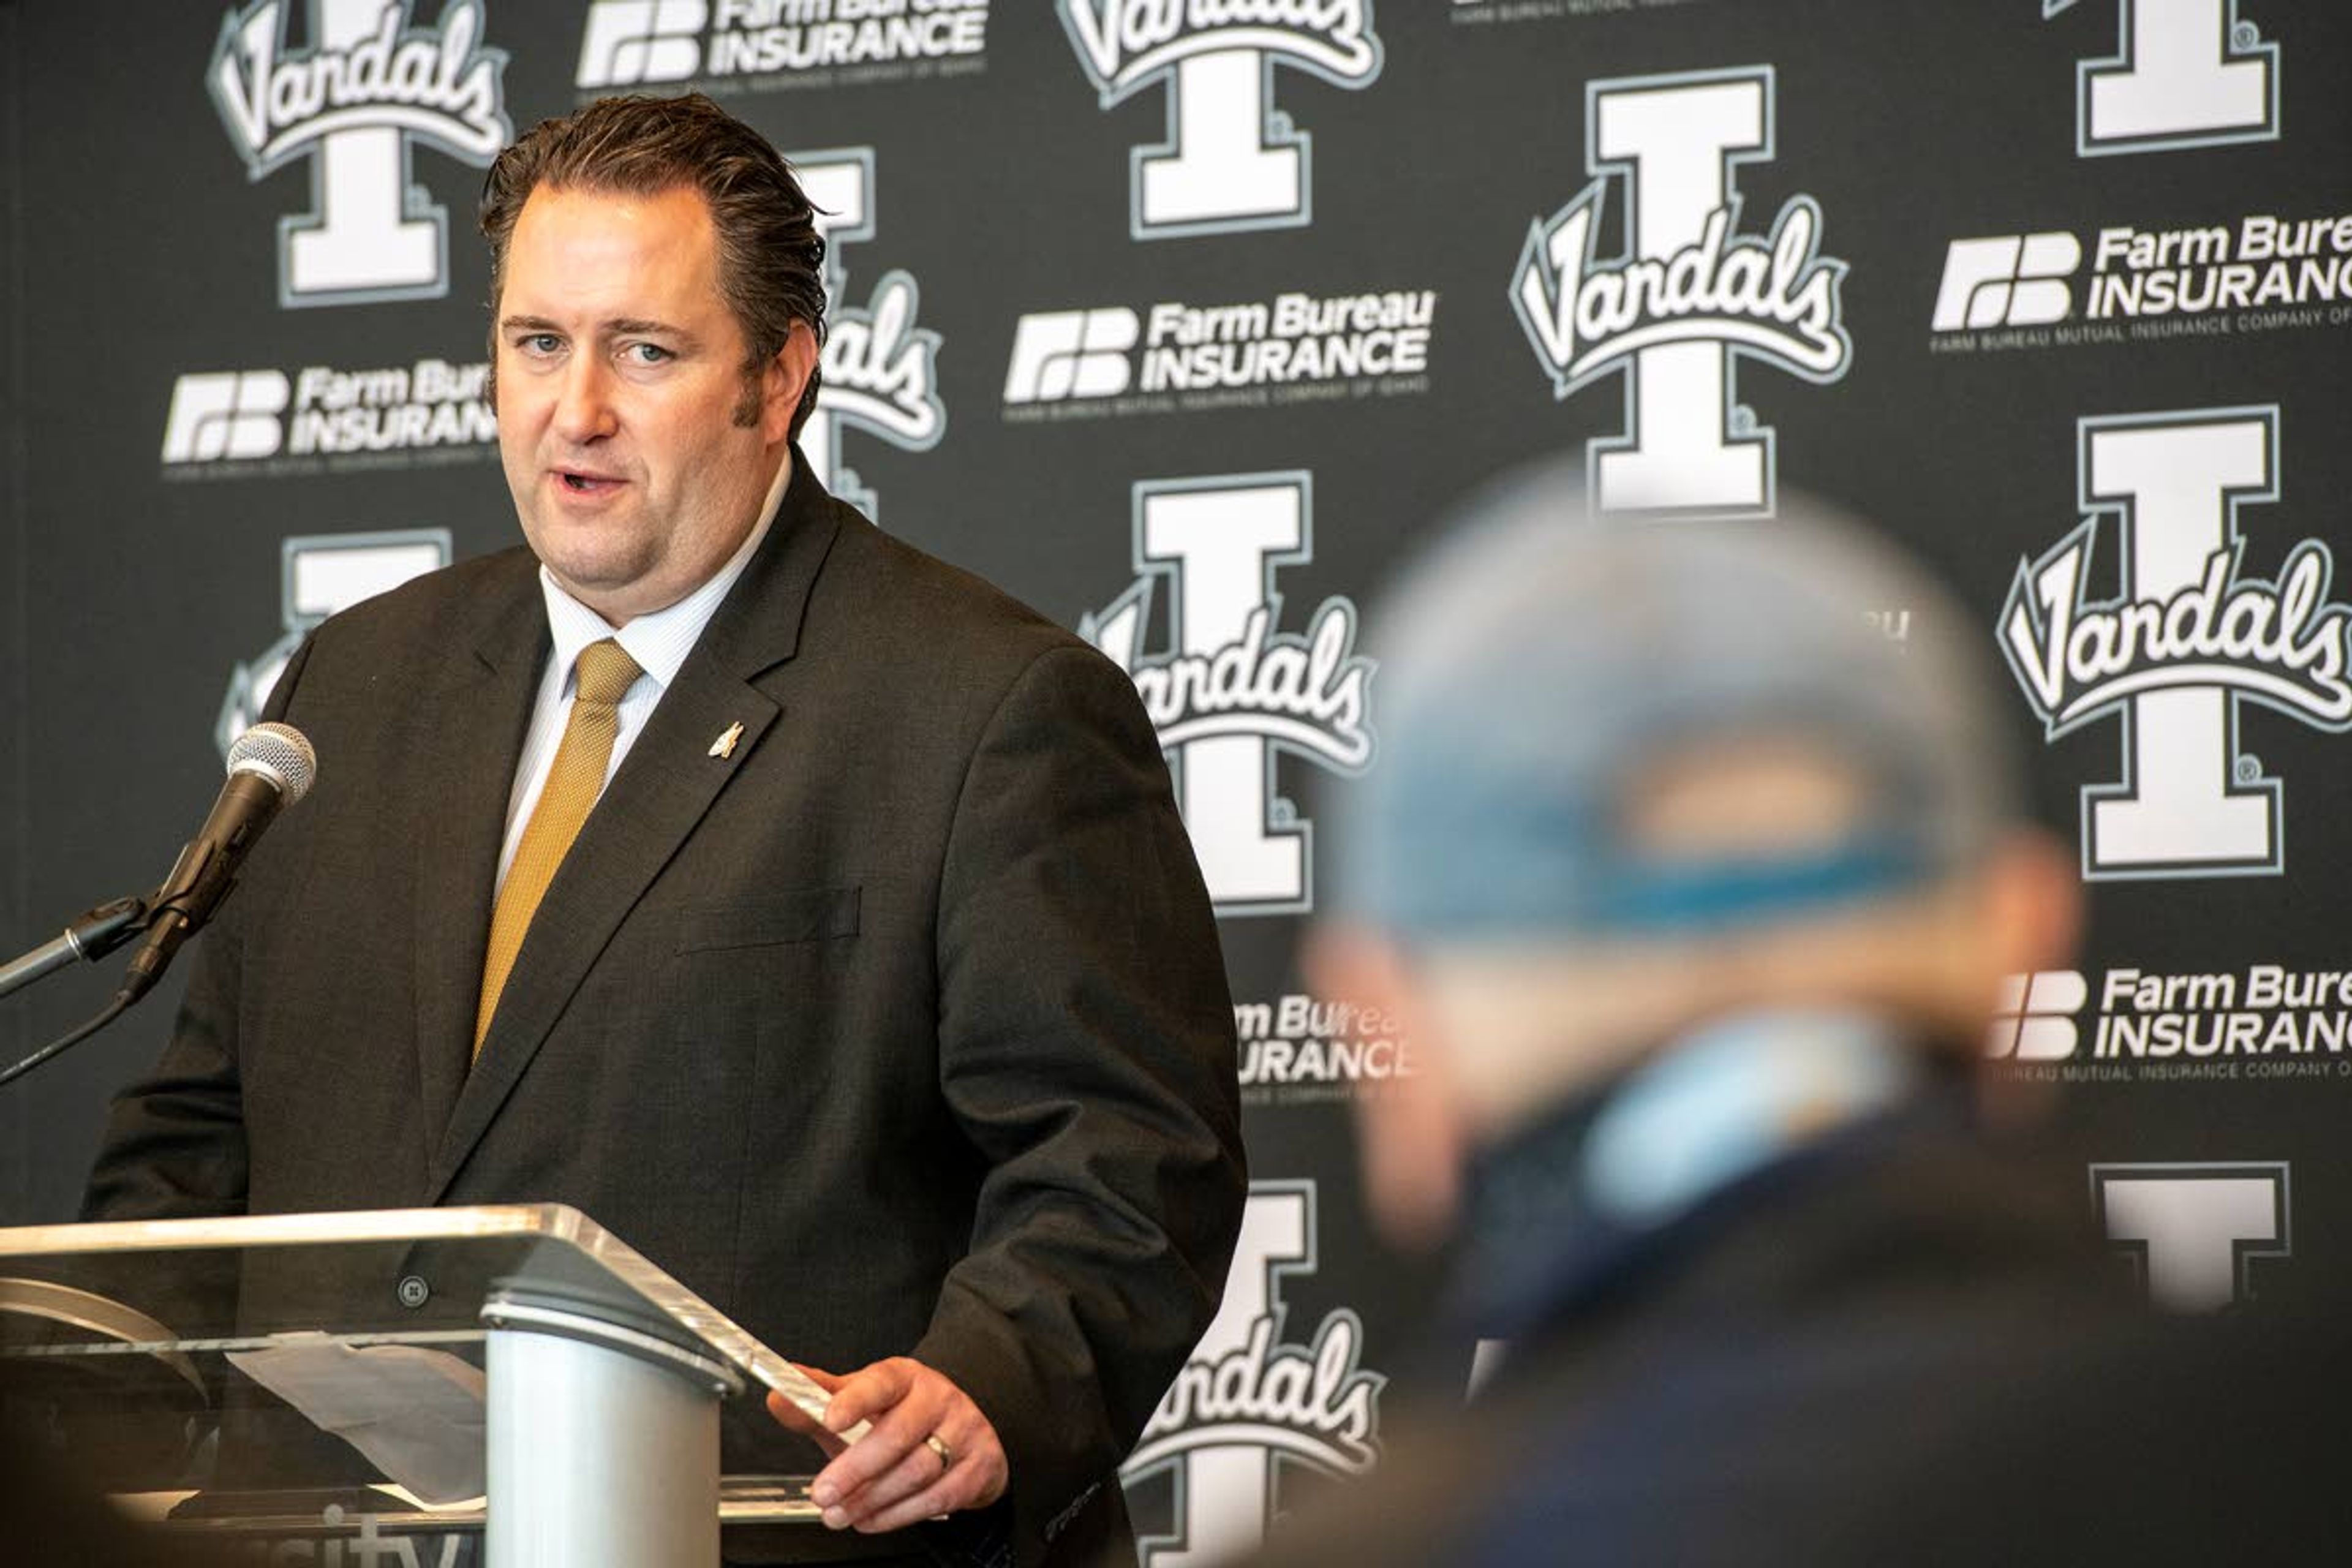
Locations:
494;183;806;625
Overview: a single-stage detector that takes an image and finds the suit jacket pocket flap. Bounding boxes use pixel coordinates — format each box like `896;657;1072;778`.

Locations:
674;887;861;952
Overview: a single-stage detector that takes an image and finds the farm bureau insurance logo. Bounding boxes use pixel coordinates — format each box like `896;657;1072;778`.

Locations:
1985;969;2094;1063
219;531;453;755
576;0;987;88
208;0;511;307
1002;288;1434;420
1928;212;2352;352
161;358;495;475
1079;472;1374;919
1121;1181;1383;1567
1999;407;2352;880
1058;0;1382;239
1931;232;2083;334
1453;0;1711;24
2043;0;2278;157
1510;66;1850;519
1989;964;2352;1082
1235;993;1417;1107
790;148;944;522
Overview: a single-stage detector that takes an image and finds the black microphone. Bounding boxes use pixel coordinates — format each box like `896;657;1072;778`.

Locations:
121;723;318;1003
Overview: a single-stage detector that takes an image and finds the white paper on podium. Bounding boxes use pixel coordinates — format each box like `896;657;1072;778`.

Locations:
228;1333;487;1506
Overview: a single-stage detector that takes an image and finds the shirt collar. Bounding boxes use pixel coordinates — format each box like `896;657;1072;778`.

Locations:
1447;1008;1926;1342
536;447;793;695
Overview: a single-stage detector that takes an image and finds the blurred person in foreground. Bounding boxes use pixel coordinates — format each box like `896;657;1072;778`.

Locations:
1264;463;2346;1567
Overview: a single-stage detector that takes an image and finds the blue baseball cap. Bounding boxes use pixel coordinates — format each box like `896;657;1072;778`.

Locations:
1329;461;2020;943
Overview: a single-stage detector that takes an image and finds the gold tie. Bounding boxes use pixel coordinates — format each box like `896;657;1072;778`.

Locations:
475;638;643;1054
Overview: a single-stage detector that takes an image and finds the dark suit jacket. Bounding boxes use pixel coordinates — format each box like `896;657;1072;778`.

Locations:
1261;1099;2349;1567
84;456;1246;1566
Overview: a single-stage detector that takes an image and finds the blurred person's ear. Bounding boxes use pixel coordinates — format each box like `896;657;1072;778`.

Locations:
1978;826;2083;989
1308;925;1465;1253
1966;827;2083;1126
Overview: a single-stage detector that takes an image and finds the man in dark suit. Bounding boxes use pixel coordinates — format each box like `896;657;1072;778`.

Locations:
82;93;1244;1567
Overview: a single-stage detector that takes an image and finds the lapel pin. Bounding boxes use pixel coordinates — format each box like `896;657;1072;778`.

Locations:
710;721;745;760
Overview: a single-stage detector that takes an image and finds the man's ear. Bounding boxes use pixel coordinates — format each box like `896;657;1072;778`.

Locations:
1306;925;1465;1254
1978;826;2083;983
761;320;820;445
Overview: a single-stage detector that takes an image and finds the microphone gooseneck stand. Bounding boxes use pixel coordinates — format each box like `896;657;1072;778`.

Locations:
0;895;156;1088
0;720;318;1089
0;896;149;1003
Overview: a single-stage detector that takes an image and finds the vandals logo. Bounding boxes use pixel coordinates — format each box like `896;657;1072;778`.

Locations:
790;148;945;521
208;0;511;306
2043;0;2278;157
220;531;453;755
1058;0;1382;239
1079;472;1375;918
1510;66;1851;518
1121;1181;1384;1566
1999;407;2352;879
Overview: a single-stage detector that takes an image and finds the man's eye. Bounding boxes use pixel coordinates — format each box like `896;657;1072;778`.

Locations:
624;342;673;365
518;334;562;355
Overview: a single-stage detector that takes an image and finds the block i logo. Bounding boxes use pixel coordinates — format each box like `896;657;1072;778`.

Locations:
1079;473;1376;918
1509;66;1852;519
1121;1181;1384;1566
2092;1162;2289;1311
1999;407;2352;880
790;148;946;522
207;0;512;307
2044;0;2278;157
1057;0;1382;239
219;530;453;754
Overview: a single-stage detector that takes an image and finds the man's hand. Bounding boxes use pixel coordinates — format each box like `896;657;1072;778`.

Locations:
766;1357;1009;1533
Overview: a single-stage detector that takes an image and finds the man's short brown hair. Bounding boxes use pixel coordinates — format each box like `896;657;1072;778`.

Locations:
479;92;827;436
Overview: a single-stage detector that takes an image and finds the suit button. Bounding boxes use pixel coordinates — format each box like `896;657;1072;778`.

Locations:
396;1275;431;1310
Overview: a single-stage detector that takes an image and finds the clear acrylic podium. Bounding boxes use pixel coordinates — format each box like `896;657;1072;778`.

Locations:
0;1205;831;1566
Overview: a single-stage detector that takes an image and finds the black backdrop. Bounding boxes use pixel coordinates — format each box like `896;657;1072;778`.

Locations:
5;1;2352;1556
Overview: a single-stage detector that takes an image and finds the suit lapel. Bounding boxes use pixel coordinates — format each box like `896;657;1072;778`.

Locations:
410;556;549;1169
426;454;845;1200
